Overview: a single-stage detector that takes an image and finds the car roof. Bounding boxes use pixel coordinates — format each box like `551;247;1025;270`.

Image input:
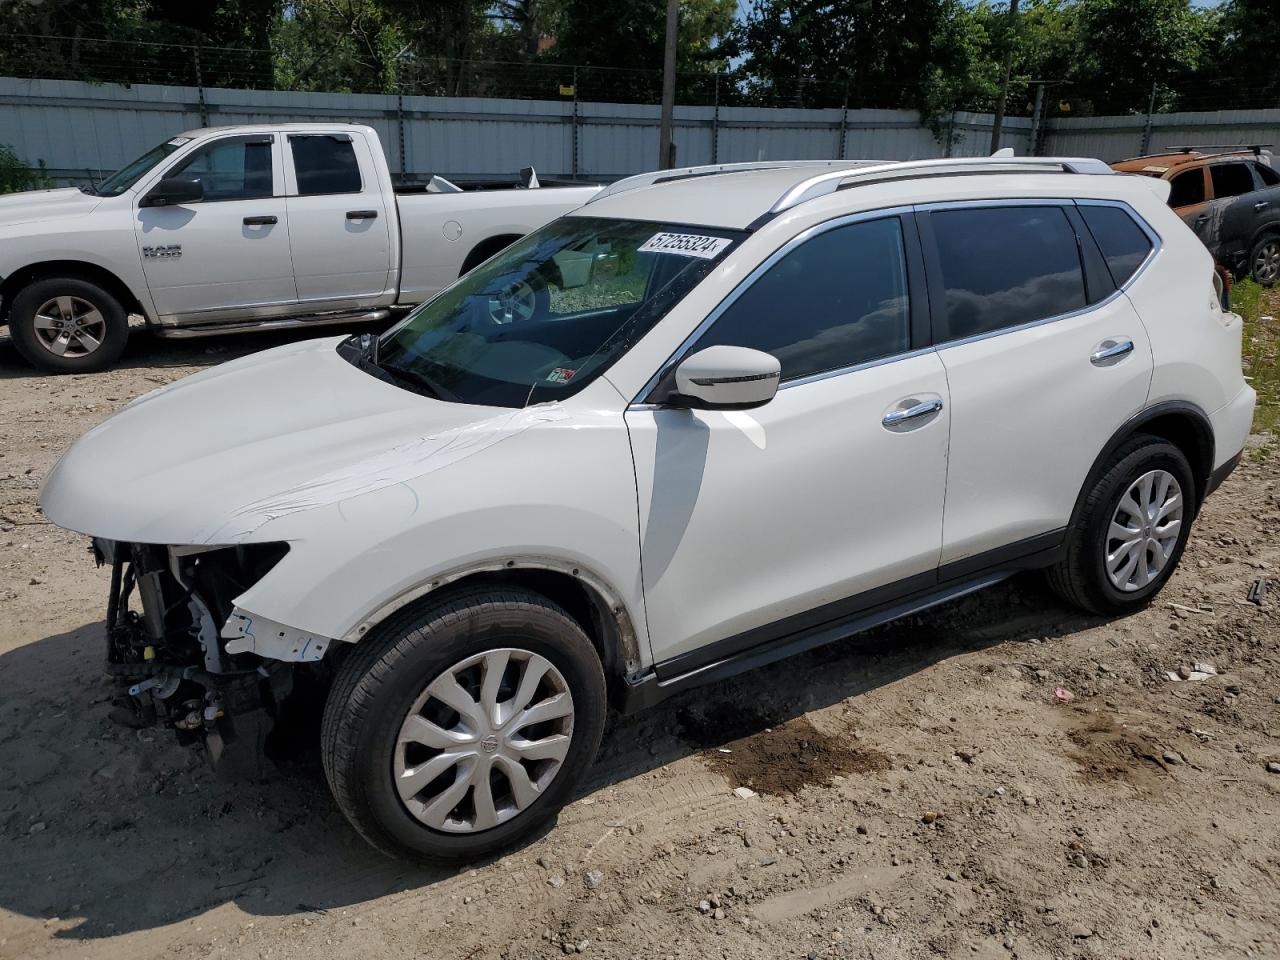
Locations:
1112;149;1266;176
574;156;1124;230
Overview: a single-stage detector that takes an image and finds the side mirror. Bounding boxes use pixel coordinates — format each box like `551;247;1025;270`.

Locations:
668;345;781;410
141;177;203;207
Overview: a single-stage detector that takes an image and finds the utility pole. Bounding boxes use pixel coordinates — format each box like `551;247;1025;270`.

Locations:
989;0;1019;154
658;0;679;169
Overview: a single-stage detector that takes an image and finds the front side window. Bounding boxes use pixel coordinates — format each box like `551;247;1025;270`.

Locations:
167;138;273;202
290;135;362;195
370;217;745;407
929;206;1086;341
1079;204;1154;288
1210;162;1256;199
1168;169;1205;207
688;217;911;382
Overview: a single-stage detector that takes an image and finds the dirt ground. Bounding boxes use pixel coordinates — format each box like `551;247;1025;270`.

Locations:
1;321;1278;960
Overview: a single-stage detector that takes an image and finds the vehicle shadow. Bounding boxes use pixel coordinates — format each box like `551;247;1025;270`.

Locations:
0;573;1104;942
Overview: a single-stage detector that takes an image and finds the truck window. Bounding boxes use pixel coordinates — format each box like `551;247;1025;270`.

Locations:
167;138;273;202
290;136;362;195
1210;162;1256;199
1168;169;1205;207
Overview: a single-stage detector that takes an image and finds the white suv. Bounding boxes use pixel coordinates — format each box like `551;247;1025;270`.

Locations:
42;156;1256;862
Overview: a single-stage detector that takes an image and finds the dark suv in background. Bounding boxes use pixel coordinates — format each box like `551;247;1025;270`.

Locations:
1113;145;1280;285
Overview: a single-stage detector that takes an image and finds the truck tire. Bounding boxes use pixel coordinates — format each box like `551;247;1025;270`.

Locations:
321;585;606;863
1046;434;1195;616
1248;234;1280;287
9;277;129;373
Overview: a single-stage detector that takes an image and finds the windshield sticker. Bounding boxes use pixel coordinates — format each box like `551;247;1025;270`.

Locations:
638;232;733;259
546;367;577;384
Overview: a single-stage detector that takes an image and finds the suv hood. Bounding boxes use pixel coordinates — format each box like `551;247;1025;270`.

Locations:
0;187;103;229
41;336;558;545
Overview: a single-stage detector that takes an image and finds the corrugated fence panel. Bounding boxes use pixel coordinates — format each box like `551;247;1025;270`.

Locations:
5;77;1277;186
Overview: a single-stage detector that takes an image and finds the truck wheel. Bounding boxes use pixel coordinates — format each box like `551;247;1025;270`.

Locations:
1249;235;1280;286
1046;434;1195;616
9;277;129;373
321;586;606;863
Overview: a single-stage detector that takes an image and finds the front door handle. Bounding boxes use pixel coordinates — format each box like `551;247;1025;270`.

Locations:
347;209;378;220
1195;214;1209;224
1090;339;1134;365
243;215;278;226
882;397;943;428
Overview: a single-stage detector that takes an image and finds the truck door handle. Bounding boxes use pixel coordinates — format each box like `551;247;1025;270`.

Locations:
1090;339;1134;365
882;397;943;428
243;215;277;226
347;210;378;220
1255;201;1270;211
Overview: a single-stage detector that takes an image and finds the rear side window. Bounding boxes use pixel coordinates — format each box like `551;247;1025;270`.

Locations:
290;136;362;195
689;217;911;382
1210;162;1256;199
1168;169;1205;207
928;206;1086;341
1079;205;1154;287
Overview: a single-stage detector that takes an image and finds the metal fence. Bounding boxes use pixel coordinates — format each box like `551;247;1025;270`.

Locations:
3;75;1279;187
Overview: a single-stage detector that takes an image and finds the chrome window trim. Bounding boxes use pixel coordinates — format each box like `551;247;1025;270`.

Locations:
919;197;1163;353
629;204;919;406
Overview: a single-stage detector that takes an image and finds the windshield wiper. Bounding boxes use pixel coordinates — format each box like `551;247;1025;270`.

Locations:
378;360;458;403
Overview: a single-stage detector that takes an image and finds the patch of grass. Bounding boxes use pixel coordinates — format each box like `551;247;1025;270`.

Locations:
1235;278;1279;438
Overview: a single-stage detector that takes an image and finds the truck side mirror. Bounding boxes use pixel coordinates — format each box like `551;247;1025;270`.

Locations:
141;177;204;208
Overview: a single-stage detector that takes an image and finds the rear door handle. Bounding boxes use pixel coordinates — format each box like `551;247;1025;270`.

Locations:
1090;339;1134;365
882;397;943;428
347;209;378;220
1254;201;1270;211
243;215;277;226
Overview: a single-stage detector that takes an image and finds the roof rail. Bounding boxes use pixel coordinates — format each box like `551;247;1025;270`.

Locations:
769;155;1114;214
1166;143;1271;156
586;159;883;205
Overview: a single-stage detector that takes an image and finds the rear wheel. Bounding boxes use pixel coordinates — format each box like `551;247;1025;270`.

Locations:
1047;434;1195;615
9;277;129;373
1250;234;1280;286
321;586;606;862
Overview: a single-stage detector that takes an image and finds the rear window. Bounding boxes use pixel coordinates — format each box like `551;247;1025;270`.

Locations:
1079;204;1154;288
290;135;362;195
928;206;1087;341
1210;162;1256;199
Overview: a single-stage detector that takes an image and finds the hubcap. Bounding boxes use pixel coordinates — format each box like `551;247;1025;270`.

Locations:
486;280;537;324
1255;240;1280;283
394;648;574;834
32;295;107;358
1105;469;1183;592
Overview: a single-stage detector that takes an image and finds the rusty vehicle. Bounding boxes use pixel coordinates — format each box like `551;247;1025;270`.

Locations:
1112;145;1280;285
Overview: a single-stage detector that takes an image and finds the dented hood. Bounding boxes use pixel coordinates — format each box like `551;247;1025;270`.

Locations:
40;336;536;545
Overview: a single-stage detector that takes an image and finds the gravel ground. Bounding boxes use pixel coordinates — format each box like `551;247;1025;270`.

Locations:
1;319;1278;960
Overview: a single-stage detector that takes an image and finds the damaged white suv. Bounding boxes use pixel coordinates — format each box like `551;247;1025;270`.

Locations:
42;156;1255;862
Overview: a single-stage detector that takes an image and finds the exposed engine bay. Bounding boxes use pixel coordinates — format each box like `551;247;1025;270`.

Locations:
95;538;304;777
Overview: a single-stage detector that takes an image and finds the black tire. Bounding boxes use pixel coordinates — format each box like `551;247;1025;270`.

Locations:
1248;234;1280;287
8;277;129;373
321;586;606;863
1047;434;1196;615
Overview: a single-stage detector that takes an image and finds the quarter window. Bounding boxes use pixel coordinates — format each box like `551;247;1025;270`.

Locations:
166;138;273;202
290;135;362;195
688;217;911;383
1210;162;1256;199
928;206;1086;341
1254;162;1280;187
1079;205;1154;288
1168;169;1205;207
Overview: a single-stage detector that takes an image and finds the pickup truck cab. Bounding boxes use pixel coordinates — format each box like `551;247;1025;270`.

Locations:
0;123;601;372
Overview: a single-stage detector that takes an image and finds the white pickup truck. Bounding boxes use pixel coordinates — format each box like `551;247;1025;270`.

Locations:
0;123;601;372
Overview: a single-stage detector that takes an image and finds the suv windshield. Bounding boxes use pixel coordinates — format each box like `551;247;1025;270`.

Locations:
369;216;745;407
86;139;186;197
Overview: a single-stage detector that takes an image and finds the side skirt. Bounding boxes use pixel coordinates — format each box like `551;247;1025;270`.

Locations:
618;529;1064;714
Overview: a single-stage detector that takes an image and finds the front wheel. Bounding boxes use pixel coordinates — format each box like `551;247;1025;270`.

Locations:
1047;434;1195;616
321;586;606;862
8;277;129;373
1249;234;1280;287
